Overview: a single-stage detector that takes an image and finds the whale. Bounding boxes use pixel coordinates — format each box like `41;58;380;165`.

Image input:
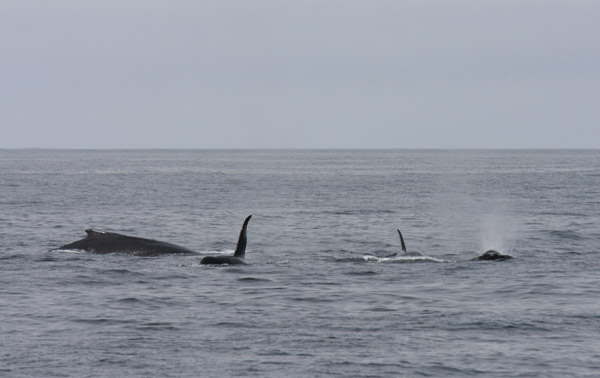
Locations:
396;230;422;257
200;215;251;265
471;249;513;261
54;215;251;258
395;230;513;261
55;229;197;256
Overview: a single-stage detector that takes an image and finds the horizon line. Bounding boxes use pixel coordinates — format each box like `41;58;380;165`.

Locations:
2;147;599;152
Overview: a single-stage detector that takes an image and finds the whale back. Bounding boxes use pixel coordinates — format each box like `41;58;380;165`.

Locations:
472;250;513;261
56;229;196;255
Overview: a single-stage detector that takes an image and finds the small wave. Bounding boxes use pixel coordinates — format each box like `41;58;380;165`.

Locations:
200;249;235;256
324;209;396;216
257;350;292;357
368;306;397;312
212;321;252;328
237;277;273;283
116;297;143;303
52;248;86;254
104;268;137;274
313;281;342;286
0;253;27;261
72;317;134;325
98;269;147;279
548;230;584;240
333;257;370;263
33;255;60;263
136;322;179;331
449;320;553;333
345;270;378;276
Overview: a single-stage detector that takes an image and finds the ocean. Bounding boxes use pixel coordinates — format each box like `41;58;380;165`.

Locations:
1;149;599;377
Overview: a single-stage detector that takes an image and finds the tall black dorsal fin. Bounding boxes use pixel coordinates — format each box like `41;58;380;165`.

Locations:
234;215;252;258
397;229;407;253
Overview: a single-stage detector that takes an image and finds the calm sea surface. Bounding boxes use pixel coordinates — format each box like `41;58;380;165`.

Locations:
1;149;599;377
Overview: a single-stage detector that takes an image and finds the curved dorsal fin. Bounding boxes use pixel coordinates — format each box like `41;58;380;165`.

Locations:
234;215;252;258
85;229;106;237
397;229;407;253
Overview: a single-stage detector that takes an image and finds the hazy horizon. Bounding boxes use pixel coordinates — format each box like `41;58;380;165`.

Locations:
2;1;599;149
4;146;600;152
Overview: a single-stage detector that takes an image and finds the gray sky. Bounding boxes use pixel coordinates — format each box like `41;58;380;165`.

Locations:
2;0;599;149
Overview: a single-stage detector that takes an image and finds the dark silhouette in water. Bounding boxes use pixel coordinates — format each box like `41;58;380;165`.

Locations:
200;215;251;265
54;215;252;259
471;249;513;261
55;229;196;256
395;230;513;261
396;230;422;257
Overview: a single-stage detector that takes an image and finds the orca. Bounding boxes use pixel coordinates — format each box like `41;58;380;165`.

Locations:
54;215;251;258
396;230;422;257
395;230;514;261
471;249;513;261
200;215;251;265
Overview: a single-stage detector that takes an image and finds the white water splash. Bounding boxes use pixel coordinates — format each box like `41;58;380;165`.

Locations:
361;255;449;263
200;249;235;255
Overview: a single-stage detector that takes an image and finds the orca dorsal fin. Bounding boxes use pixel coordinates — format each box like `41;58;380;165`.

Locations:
234;215;252;258
397;229;407;253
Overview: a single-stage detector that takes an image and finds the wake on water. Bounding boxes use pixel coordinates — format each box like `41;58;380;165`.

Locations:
331;254;449;263
361;255;449;263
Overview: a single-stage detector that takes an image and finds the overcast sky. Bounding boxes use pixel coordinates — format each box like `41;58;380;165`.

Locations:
1;0;599;149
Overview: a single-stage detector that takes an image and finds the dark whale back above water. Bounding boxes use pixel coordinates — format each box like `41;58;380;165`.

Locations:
471;249;513;261
54;215;252;258
200;215;251;265
55;230;196;256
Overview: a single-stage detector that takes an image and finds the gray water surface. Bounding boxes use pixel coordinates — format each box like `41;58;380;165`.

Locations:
1;150;599;377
